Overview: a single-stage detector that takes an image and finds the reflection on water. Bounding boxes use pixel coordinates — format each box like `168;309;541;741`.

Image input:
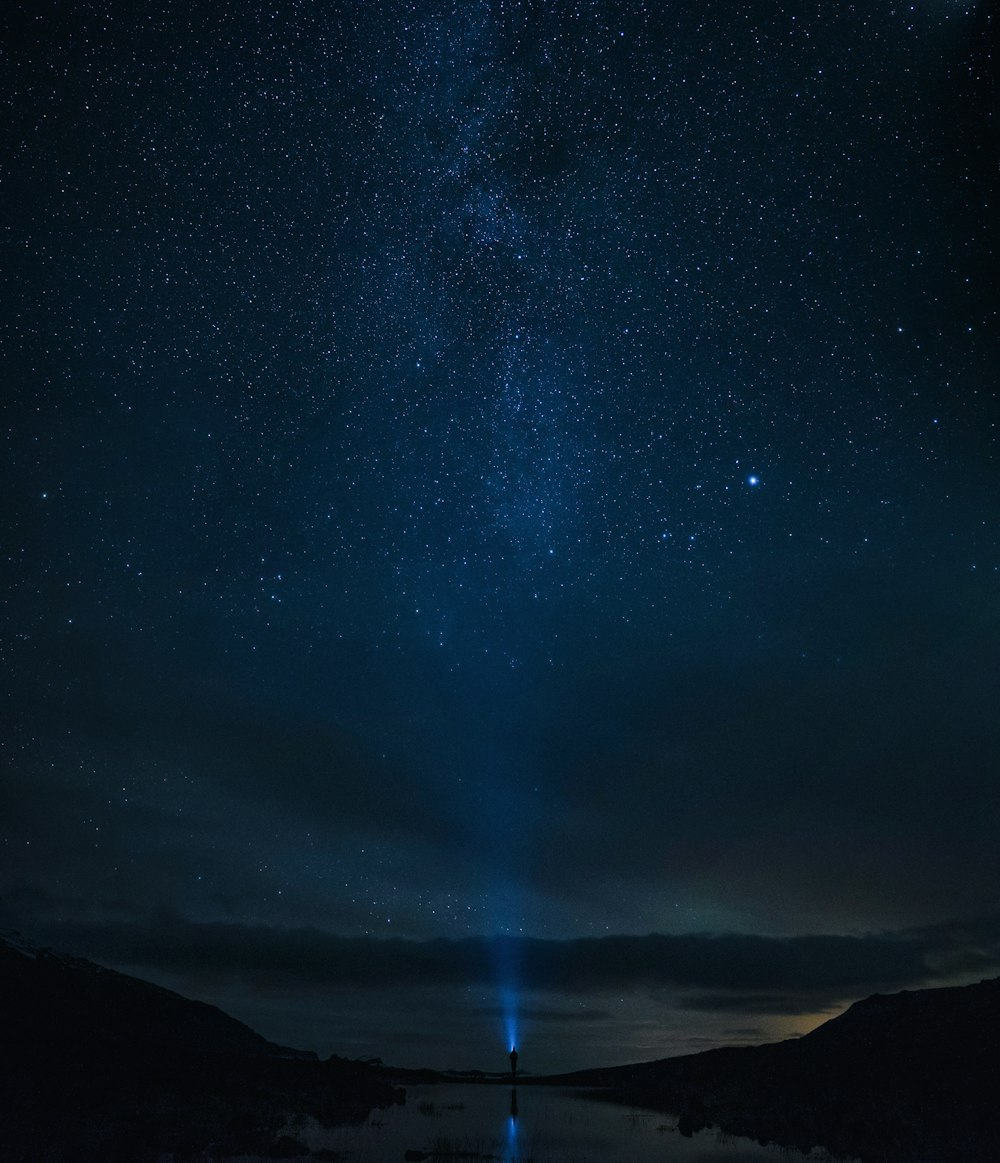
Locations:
272;1081;829;1162
505;1087;519;1162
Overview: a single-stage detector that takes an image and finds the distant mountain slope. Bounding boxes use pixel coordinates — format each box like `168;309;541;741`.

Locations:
547;977;1000;1161
0;930;399;1162
0;928;305;1058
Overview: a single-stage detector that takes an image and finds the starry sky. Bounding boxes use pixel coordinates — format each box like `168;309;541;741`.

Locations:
2;0;998;1072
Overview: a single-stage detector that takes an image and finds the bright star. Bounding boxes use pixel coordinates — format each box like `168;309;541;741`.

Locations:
748;475;760;487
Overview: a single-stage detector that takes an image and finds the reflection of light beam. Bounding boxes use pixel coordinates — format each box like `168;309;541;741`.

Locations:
504;1108;518;1162
505;1114;517;1161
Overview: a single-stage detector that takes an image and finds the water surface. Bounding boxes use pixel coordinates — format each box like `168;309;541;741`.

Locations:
279;1081;830;1162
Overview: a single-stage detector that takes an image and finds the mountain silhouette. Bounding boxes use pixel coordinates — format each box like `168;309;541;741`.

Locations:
0;930;400;1161
545;976;1000;1160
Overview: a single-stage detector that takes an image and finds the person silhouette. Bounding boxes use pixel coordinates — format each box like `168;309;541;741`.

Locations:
509;1046;518;1079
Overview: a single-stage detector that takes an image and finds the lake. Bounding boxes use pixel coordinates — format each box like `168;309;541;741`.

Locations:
265;1081;833;1162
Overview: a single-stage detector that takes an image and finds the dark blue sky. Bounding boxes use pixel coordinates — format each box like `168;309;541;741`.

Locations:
2;0;997;1071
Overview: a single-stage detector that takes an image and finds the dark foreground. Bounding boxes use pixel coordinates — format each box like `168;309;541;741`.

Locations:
4;929;998;1163
0;932;400;1161
543;977;1000;1162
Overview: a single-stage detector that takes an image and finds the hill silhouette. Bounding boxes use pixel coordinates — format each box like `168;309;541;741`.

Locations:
6;926;998;1161
544;976;1000;1160
0;930;400;1161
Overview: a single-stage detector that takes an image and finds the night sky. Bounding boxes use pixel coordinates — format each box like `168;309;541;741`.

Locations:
2;0;998;1073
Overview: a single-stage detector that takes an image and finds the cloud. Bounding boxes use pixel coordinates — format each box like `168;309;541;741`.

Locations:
7;629;453;847
530;565;1000;933
679;994;836;1016
6;899;999;1011
8;588;1000;943
478;1004;611;1024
